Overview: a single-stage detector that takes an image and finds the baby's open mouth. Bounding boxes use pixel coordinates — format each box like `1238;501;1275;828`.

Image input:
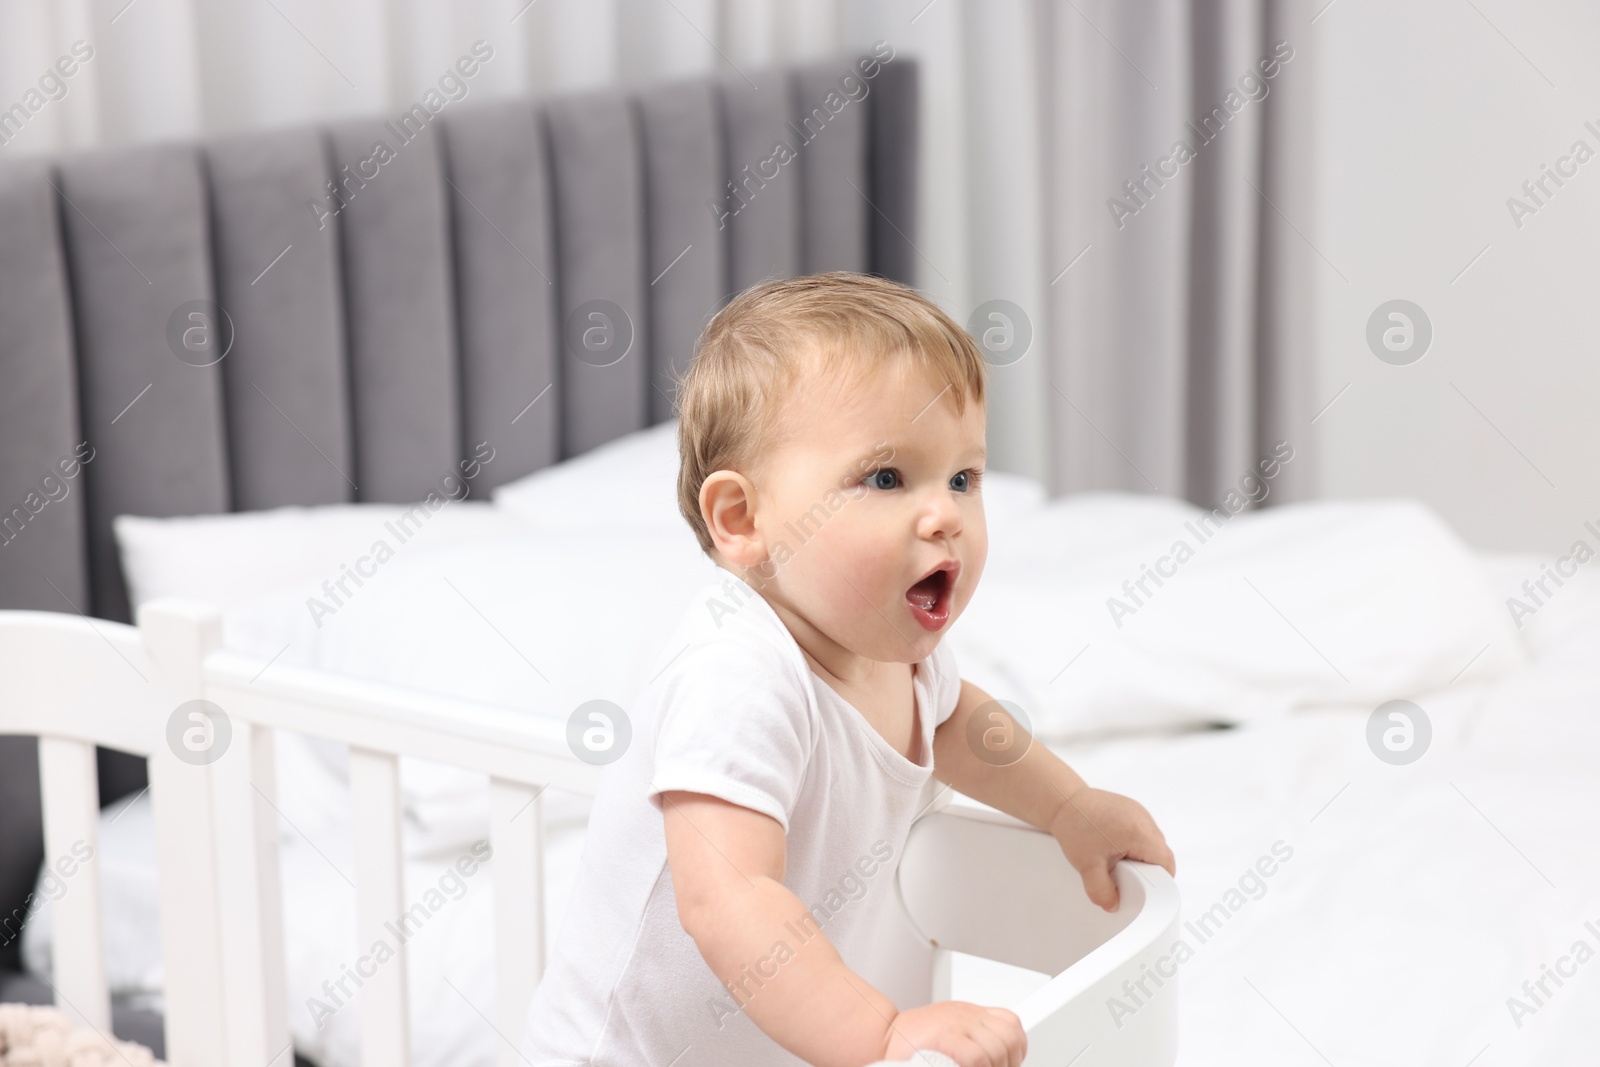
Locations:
905;563;957;632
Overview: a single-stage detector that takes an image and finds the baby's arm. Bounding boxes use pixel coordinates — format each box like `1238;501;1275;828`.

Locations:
661;790;1024;1067
931;680;1176;910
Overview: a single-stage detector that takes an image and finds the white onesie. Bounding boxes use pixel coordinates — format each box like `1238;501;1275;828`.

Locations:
518;571;963;1066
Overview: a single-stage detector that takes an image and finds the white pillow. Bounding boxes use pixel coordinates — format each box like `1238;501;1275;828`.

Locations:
290;522;720;709
221;520;722;854
950;496;1531;739
115;499;539;859
114;501;531;612
492;420;682;531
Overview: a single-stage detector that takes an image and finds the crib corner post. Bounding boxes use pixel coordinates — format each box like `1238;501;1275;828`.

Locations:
138;599;231;1067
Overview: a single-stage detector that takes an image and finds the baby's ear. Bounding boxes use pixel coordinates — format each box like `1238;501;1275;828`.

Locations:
700;470;763;565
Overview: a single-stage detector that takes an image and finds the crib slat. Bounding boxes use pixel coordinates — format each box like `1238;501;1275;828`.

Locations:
140;601;230;1067
489;778;545;1066
348;747;411;1067
213;723;291;1067
36;737;108;1033
249;728;291;1061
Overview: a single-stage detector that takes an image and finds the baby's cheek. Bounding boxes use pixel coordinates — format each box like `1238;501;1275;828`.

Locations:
812;525;890;599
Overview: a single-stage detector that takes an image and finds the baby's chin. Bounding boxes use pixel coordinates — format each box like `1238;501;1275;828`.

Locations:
840;616;950;665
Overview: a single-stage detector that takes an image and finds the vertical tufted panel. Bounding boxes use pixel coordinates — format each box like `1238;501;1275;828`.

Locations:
719;68;802;295
543;89;649;458
0;160;88;613
57;144;229;623
326;116;460;502
439;100;560;490
0;163;81;969
793;58;870;275
867;56;921;286
637;78;726;421
207;126;355;510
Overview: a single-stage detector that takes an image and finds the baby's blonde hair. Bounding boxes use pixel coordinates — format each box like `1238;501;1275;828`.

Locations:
672;271;989;557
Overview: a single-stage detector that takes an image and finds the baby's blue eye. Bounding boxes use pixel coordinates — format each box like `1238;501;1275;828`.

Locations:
863;468;982;492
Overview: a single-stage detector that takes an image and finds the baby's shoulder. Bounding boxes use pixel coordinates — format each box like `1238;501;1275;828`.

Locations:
648;579;808;696
654;625;805;699
666;579;790;652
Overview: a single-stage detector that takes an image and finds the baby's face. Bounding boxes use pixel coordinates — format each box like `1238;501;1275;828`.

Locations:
743;355;987;668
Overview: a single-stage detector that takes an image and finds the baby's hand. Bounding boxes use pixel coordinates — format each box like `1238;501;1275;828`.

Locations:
1049;786;1176;911
878;1001;1025;1067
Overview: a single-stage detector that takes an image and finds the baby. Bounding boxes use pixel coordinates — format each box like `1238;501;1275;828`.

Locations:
519;272;1175;1067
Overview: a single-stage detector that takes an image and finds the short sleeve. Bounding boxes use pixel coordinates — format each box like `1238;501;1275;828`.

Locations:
931;639;964;729
646;641;813;835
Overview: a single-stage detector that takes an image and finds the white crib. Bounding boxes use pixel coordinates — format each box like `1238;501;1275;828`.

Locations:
1;599;1180;1067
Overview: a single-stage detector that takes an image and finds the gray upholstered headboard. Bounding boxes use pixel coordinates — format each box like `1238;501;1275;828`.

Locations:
0;52;918;974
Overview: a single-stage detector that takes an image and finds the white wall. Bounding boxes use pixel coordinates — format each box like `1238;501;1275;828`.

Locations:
1311;0;1600;553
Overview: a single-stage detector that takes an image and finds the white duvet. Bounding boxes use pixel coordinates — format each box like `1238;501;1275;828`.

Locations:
23;488;1600;1065
1056;611;1600;1064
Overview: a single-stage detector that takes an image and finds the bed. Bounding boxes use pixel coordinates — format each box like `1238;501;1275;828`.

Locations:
5;40;1598;1067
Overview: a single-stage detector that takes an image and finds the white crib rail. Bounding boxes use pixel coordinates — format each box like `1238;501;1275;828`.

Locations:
141;599;602;1067
0;609;229;1067
896;794;1181;1066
